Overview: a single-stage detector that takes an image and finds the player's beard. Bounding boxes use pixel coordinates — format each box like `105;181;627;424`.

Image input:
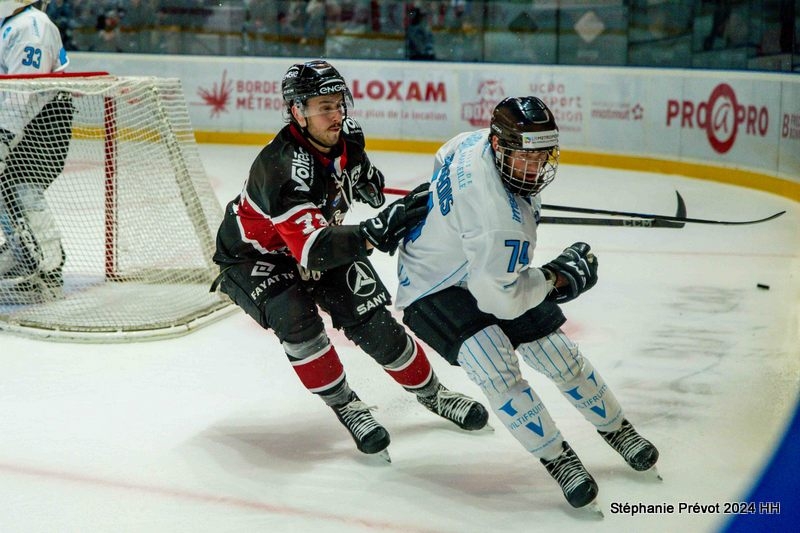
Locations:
306;121;341;151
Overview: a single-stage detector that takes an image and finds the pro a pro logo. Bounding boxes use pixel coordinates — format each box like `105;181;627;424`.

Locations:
666;83;769;154
346;261;376;297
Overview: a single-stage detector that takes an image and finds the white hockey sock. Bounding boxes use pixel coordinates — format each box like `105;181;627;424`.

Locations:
558;357;624;432
457;326;563;460
488;382;564;460
518;330;624;432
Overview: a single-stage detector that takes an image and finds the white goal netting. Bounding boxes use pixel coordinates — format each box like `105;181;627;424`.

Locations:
0;73;232;341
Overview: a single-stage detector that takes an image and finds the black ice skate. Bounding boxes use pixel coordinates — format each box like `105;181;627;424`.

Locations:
598;419;659;473
541;441;599;509
332;393;391;457
417;384;490;431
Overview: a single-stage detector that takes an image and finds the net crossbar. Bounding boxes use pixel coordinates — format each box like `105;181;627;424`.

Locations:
0;74;232;341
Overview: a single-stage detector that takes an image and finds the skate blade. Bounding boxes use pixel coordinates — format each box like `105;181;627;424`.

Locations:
649;465;663;481
476;422;495;433
587;501;604;518
366;448;391;464
579;500;604;519
376;449;391;463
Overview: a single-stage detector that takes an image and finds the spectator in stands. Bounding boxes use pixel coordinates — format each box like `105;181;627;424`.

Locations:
703;0;732;51
406;6;435;60
92;8;123;52
46;0;77;51
121;0;159;53
303;0;326;42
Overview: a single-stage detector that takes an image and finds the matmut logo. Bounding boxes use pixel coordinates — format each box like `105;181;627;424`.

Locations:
666;83;769;154
461;80;505;127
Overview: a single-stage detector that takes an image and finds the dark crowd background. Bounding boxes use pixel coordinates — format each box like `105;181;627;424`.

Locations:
46;1;798;72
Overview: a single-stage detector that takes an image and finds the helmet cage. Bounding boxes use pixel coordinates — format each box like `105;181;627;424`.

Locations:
495;146;559;197
490;96;560;197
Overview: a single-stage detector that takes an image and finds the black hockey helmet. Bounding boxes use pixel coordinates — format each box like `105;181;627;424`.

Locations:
489;96;560;196
281;60;353;119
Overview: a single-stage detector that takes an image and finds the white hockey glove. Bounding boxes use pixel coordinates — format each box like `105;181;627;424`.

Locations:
353;165;386;208
541;242;598;304
360;182;428;255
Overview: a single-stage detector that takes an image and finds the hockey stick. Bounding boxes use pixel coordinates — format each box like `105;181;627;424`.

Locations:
383;187;685;227
385;187;784;227
538;191;687;228
538;215;685;228
542;191;785;226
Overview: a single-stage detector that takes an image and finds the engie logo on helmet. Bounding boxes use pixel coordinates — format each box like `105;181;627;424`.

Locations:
666;83;769;154
319;83;347;95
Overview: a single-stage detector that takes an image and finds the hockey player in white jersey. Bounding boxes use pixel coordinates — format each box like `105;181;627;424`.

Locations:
396;96;659;510
0;0;72;304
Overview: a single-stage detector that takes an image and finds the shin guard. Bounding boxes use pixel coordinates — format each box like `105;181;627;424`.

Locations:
383;337;435;392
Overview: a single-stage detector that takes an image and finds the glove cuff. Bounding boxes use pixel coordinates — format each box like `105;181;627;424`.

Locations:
359;221;382;248
541;267;558;287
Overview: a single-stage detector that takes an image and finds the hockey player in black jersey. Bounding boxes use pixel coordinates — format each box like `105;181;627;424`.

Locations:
211;60;488;460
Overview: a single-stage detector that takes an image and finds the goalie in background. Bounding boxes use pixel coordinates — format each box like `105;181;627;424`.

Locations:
0;0;72;304
395;96;660;509
211;60;488;461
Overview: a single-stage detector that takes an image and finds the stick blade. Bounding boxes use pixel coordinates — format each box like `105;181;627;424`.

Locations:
675;191;687;219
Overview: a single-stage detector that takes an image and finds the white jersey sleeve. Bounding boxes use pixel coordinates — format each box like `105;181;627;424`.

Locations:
397;130;551;320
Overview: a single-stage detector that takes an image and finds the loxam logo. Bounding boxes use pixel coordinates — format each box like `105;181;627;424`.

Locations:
666;83;769;154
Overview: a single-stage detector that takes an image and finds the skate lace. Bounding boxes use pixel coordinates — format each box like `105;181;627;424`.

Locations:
427;389;474;424
546;451;592;494
335;400;381;441
604;422;648;461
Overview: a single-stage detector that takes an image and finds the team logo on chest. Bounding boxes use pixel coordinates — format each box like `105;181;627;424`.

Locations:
346;261;376;297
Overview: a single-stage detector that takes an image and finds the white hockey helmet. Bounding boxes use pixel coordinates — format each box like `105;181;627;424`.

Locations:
0;0;38;19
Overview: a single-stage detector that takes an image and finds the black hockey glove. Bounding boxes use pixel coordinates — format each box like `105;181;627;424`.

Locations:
541;242;599;304
353;165;386;208
360;182;429;254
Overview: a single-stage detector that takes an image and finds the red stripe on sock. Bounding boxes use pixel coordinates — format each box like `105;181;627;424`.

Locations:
290;346;345;393
384;342;433;389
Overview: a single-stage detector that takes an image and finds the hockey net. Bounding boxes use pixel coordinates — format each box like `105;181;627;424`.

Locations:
0;73;232;341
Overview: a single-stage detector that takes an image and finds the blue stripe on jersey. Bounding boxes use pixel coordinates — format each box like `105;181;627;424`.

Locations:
412;261;468;302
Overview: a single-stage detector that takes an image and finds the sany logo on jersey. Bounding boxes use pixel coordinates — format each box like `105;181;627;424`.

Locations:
666;83;769;154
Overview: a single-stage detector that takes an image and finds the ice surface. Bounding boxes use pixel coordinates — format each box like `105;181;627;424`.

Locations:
1;145;797;533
